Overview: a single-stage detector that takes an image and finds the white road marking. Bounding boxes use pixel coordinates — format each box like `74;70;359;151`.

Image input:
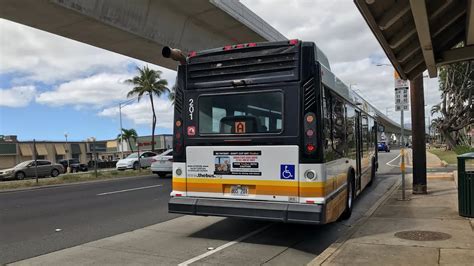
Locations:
386;152;401;167
97;184;162;196
386;149;412;168
178;224;272;266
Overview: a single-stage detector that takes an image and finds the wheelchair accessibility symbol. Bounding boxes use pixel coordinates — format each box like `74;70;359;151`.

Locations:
280;164;295;180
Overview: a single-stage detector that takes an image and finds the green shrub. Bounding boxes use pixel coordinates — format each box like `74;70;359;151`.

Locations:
454;145;474;155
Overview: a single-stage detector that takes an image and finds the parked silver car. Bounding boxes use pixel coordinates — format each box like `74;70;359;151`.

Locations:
116;151;158;171
151;149;173;178
0;160;64;180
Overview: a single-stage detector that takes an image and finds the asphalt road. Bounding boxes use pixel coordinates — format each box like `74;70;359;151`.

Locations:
1;151;403;265
0;174;178;264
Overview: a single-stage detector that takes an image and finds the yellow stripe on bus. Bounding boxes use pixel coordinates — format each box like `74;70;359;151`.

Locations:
172;175;349;198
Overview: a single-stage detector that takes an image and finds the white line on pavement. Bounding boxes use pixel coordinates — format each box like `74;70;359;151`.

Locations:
97;184;162;196
178;223;272;266
386;152;402;167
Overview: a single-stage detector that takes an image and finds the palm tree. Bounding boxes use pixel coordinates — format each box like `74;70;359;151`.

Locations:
126;66;169;152
168;83;176;104
117;128;138;152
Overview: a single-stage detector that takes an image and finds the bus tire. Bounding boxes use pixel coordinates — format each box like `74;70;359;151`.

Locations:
340;171;354;220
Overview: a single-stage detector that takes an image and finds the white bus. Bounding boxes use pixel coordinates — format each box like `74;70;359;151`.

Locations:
163;40;378;224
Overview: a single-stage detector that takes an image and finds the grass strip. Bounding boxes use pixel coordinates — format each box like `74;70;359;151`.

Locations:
0;169;153;191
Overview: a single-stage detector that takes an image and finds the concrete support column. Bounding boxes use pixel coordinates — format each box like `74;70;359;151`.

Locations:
410;74;427;194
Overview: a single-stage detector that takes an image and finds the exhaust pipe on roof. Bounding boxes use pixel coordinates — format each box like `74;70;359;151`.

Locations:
162;46;186;65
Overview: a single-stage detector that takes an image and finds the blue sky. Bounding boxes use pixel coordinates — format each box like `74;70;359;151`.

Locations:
0;1;442;141
0;19;176;141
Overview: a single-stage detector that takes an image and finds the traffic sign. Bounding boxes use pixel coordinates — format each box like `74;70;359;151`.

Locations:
395;87;409;111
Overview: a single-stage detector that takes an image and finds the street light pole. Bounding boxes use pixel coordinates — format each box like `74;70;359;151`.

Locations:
119;104;123;159
118;97;138;159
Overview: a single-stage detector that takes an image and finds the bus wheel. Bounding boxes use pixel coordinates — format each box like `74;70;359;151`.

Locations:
340;173;354;220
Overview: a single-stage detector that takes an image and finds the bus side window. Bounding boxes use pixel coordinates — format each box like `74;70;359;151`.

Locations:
323;89;346;161
323;89;332;161
346;105;357;160
332;97;346;156
362;115;369;155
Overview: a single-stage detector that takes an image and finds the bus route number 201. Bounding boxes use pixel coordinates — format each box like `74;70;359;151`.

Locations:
188;99;194;120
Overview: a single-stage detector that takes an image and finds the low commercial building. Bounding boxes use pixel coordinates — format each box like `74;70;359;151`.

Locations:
0;134;172;169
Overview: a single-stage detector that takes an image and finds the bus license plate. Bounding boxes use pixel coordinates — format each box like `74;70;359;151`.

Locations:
230;185;248;196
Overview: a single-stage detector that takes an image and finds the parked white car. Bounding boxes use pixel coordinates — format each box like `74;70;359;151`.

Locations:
151;149;173;178
116;151;157;170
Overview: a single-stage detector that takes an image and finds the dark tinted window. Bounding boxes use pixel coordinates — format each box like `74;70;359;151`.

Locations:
199;91;283;135
362;115;369;155
323;88;346;161
38;160;51;166
346;105;357;160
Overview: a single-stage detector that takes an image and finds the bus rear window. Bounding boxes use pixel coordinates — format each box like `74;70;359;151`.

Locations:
198;91;283;135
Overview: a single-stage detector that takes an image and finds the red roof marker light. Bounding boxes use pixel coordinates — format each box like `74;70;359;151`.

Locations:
247;43;257;47
289;39;299;45
223;45;232;51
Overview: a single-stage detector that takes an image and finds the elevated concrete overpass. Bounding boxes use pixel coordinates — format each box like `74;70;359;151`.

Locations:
0;0;409;139
0;0;286;70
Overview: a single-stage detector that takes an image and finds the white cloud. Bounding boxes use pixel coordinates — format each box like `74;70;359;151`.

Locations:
36;73;132;108
0;86;36;107
242;0;442;124
0;19;131;84
99;97;173;129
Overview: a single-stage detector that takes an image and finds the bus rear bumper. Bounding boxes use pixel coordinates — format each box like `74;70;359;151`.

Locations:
169;197;324;224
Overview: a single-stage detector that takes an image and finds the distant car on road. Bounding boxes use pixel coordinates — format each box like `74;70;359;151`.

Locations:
151;149;173;178
116;151;157;170
378;141;390;152
0;160;64;180
58;158;88;173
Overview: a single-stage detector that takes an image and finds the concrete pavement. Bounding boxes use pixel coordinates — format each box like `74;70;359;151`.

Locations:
310;175;474;265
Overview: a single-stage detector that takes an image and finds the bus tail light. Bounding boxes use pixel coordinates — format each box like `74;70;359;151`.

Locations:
174;119;183;154
304;112;317;154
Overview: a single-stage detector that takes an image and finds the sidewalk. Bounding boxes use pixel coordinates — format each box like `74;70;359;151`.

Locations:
310;176;474;265
404;149;448;168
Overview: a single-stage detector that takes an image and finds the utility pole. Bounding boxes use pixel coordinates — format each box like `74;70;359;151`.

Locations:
65;133;69;173
33;139;38;185
119;104;123;159
93;138;98;178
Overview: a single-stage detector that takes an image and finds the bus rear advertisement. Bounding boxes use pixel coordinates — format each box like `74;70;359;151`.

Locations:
163;40;378;224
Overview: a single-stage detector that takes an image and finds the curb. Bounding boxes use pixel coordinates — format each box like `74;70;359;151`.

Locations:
426;172;454;181
309;176;403;266
0;174;157;193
